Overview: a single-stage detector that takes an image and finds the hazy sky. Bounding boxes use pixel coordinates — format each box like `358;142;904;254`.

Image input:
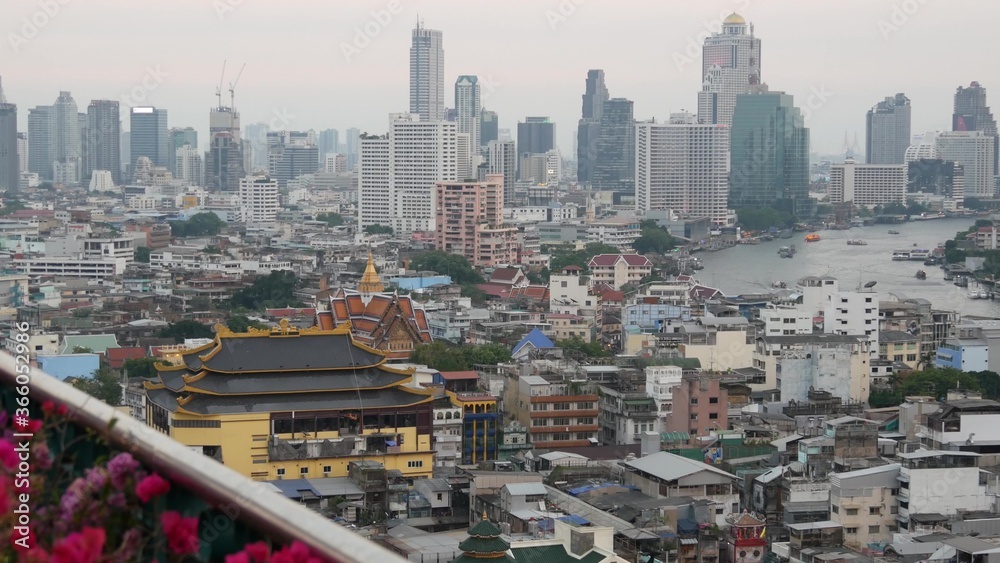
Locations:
2;0;992;155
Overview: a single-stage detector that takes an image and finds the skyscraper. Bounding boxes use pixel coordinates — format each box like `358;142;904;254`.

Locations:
865;93;911;165
935;131;995;198
266;131;320;187
410;22;444;122
206;106;244;191
592;99;634;193
953;82;999;170
16;133;27;175
358;113;457;234
577;69;609;184
345;127;361;170
480;109;498;149
635;113;730;225
697;13;761;127
516;117;556;156
53;91;81;184
175;144;203;187
487;139;517;203
729;87;810;215
243;122;269;171
455;75;481;171
27;106;53;181
130;107;168;174
86;100;122;184
0;97;17;192
318;129;340;161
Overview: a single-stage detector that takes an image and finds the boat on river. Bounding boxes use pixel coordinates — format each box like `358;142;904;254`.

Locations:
847;239;867;246
916;270;926;280
888;230;901;235
805;234;820;242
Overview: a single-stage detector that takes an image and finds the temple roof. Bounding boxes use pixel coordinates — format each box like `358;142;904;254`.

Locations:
358;251;384;293
165;366;412;394
147;386;433;415
453;518;513;562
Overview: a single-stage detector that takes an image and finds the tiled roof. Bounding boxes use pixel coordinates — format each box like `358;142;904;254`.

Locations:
490;267;522;282
588;254;652;268
439;371;480;381
107;347;146;369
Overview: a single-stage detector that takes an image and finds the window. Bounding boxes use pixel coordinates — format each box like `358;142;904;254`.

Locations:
690;414;698;420
831;505;839;514
891;506;899;515
709;397;719;404
845;527;858;535
407;460;424;468
868;525;880;534
323;465;332;473
436;493;443;501
709;413;718;420
690;398;698;405
907;354;917;362
846;508;858;516
276;468;286;477
869;507;880;515
553;403;570;410
300;467;309;476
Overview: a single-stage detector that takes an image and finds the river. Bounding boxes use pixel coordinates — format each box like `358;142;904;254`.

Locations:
692;218;1000;317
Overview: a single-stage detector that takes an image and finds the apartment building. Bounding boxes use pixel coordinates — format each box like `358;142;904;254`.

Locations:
434;174;517;267
828;160;907;207
896;450;996;532
506;375;599;449
587;254;653;289
829;464;901;549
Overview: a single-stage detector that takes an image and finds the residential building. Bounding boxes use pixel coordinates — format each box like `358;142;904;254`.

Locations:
729;88;811;216
663;372;730;441
635;113;731;225
918;397;1000;452
455;76;480;172
598;383;658;444
130;106;168;172
486;140;517;202
145;321;435;480
895;450;995;531
267;133;319;187
238;175;279;224
878;331;920;369
85;100;122;184
546;313;595;342
507;375;599;449
434;174;517;267
754;334;871;402
645;365;684;418
866;94;911;165
16;132;26;175
0;98;15;192
592;98;634;193
587;254;652;289
935;131;995;198
825;283;879;351
953;81;998;170
27;105;53;180
52;91;81;185
577;69;609;185
761;305;812;336
410;23;444;122
518;150;560;185
696;13;761;127
175;144;204;186
623;451;740;526
358;113;458;235
516;117;556;157
828;160;906;207
934;319;1000;372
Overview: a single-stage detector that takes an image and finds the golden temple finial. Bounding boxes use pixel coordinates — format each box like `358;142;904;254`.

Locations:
214;323;232;336
358;249;384;294
482;511;488;522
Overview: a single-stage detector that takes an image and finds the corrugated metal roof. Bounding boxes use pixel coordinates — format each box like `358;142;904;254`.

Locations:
624;451;736;482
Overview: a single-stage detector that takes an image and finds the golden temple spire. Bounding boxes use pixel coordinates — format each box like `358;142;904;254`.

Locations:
358;250;384;294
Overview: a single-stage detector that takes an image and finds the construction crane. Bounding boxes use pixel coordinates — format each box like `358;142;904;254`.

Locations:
215;60;227;109
229;63;246;111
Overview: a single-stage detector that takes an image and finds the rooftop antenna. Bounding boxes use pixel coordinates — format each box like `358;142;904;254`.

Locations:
215;60;227;109
229;62;246;111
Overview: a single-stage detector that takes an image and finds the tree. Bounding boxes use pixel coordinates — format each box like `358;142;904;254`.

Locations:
409;251;484;285
135;246;151;263
226;315;269;333
364;224;394;235
122;357;167;379
203;245;223;254
189;296;213;311
170;212;226;237
0;200;26;216
73;367;123;406
464;343;512;367
556;336;609;357
735;207;795;231
549;243;621;273
159;320;214;343
228;270;304;310
633;227;676;255
896;367;981;400
71;346;94;354
317;212;344;227
409;342;470;371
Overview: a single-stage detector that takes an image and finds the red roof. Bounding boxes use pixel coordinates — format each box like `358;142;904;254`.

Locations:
588;254;652;268
9;209;55;219
107;347;146;369
439;371;480;381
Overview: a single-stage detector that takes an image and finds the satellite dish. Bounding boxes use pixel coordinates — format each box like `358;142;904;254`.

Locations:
864;281;877;288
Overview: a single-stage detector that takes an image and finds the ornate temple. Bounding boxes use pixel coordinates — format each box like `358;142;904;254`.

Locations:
725;511;767;563
453;516;514;563
317;252;433;361
145;319;435;480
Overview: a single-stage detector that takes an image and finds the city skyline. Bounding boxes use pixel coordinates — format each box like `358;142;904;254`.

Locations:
0;0;987;156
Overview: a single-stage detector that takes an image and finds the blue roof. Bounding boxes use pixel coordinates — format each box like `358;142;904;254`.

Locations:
512;328;554;356
267;479;319;499
567;482;636;496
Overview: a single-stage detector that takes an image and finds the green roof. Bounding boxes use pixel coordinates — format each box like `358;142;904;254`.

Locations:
660;432;690;442
645;358;701;369
459;536;512;555
511;545;605;563
468;519;503;538
59;334;121;355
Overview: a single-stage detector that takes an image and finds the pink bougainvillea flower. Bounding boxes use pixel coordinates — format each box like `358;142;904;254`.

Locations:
51;527;106;563
107;452;141;489
135;473;170;502
0;439;19;470
41;401;54;415
225;541;271;563
271;541;325;563
56;404;68;416
161;510;200;555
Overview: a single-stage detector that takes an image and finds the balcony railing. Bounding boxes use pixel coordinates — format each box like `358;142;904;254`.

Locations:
0;353;406;563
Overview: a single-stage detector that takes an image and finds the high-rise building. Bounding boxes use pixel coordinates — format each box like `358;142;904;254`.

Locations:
16;133;27;175
829;160;906;207
480;109;498;149
457;133;473;180
85;100;121;185
244;122;269;171
345;127;360;170
0;83;16;192
518;150;560;185
487;139;517;203
908;158;964;208
168;127;197;176
130;107;168;173
434;174;517;267
516;117;556;157
238;175;279;224
175;144;203;186
318;129;339;163
206;106;244;191
358;113;457;234
77;112;87;184
697;13;761;127
120;131;130;176
935;131;996;198
592;99;634;193
27;106;53;181
266;131;319;187
953;82;999;170
635;112;730;226
410;23;444;122
729;87;811;215
455;75;481;172
53;91;81;185
865;93;911;165
577;69;609;184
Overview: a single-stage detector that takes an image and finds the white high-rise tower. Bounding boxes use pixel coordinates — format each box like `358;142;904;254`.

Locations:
455;75;481;171
696;13;761;127
409;22;444;122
